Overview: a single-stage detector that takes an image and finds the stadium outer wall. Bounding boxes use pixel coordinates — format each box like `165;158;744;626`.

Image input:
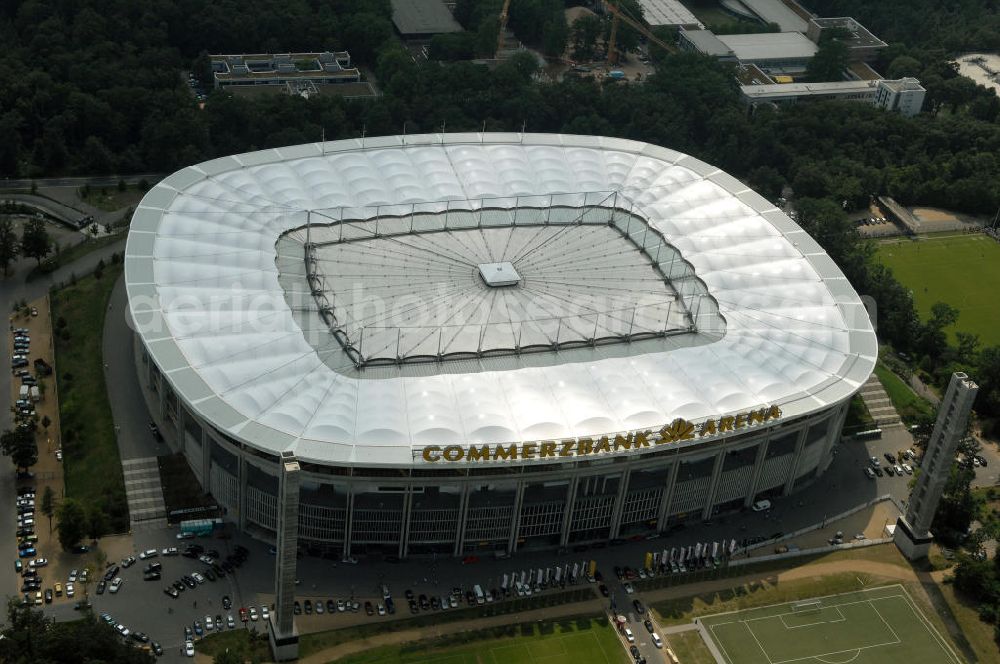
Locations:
135;335;850;558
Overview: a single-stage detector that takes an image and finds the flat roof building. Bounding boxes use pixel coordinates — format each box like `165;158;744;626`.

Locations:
637;0;703;29
741;77;925;116
730;0;808;32
716;32;818;71
678;30;736;61
806;17;887;62
211;52;361;90
391;0;463;38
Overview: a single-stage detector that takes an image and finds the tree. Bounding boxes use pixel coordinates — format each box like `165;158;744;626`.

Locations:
1;427;37;472
915;302;959;360
41;414;51;431
20;218;51;265
86;504;109;541
931;463;979;545
806;36;849;82
0;599;155;663
56;498;88;550
214;650;244;664
41;486;56;533
0;218;18;276
571;15;603;62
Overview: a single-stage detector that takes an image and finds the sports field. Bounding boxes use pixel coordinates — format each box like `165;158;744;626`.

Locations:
877;234;1000;345
331;617;630;664
699;585;961;664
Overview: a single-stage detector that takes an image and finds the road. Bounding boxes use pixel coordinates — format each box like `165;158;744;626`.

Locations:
1;174;165;191
1;235;126;605
2;193;86;225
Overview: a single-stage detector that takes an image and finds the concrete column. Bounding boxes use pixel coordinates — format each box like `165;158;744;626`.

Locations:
559;476;580;547
201;426;211;487
157;378;167;421
608;470;631;538
343;486;354;559
819;403;849;473
269;452;301;661
237;454;248;532
508;481;526;554
743;439;770;508
452;484;471;557
655;461;681;531
782;426;809;495
399;487;413;559
701;451;727;521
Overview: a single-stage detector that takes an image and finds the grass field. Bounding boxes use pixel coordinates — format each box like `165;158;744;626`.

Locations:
700;585;961;664
872;364;934;424
52;263;129;532
328;617;629;664
877;234;1000;345
666;630;716;664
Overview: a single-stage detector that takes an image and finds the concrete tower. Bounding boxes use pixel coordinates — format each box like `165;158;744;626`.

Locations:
894;372;978;560
269;451;301;661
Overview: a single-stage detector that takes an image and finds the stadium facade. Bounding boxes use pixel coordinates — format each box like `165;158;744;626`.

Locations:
125;133;877;557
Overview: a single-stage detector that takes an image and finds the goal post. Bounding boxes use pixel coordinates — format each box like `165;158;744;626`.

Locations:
791;600;822;614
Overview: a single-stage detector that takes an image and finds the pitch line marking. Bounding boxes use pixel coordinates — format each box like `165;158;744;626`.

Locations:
778;606;845;629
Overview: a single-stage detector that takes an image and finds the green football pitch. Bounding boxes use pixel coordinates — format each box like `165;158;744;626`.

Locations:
699;585;961;664
877;234;1000;345
332;618;629;664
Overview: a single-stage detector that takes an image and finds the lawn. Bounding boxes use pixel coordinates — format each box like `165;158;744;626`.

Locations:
872;363;935;423
665;630;715;664
28;233;125;281
699;585;961;664
326;617;629;664
51;263;129;532
877;234;1000;345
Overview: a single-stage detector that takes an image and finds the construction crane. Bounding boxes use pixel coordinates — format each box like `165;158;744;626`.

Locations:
496;0;513;59
604;1;676;65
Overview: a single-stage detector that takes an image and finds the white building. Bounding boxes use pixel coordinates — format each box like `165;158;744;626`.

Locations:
126;133;876;557
874;77;926;117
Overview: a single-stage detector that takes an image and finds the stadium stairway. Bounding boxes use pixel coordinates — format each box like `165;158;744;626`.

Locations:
860;374;904;429
122;456;168;529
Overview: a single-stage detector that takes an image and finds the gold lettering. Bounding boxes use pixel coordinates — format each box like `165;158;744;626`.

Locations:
735;413;747;429
493;444;518;460
748;408;765;425
467;445;491;462
614;433;632;450
656;425;671;444
522;443;537;459
422;446;442;462
699;419;717;437
719;416;735;432
594;436;611;454
633;431;650;448
443;445;464;462
766;405;782;420
577;438;594;456
559;440;576;457
539;442;557;458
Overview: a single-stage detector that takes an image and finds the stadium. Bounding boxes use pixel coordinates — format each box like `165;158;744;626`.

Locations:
124;133;877;557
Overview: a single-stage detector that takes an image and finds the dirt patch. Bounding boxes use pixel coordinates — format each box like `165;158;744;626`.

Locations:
912;207;960;223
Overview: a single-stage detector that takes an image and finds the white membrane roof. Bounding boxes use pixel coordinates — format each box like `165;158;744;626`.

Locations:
125;134;877;467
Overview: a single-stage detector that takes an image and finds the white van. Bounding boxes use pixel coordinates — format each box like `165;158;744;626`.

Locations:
752;499;771;512
624;627;635;643
473;584;485;605
651;633;663;648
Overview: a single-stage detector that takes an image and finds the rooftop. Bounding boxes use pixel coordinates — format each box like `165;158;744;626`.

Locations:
680;30;735;58
717;32;818;62
736;0;808;32
125;134;876;467
809;17;886;49
636;0;702;27
390;0;463;36
741;79;876;99
212;52;359;82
